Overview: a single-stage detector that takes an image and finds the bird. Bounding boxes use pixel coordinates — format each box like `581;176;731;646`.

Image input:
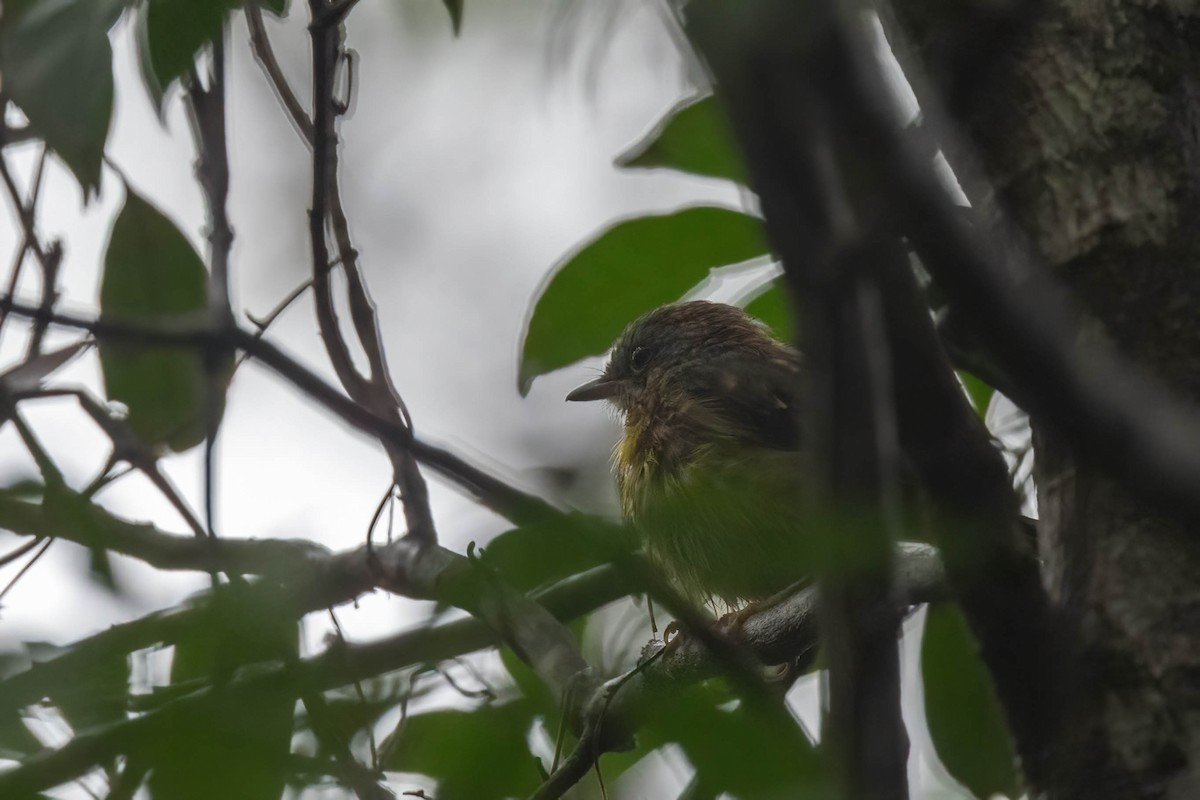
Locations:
567;300;811;612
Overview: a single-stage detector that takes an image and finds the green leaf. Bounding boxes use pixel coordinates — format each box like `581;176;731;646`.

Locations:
383;700;542;799
135;0;237;111
742;282;794;343
86;545;122;595
616;93;747;184
922;603;1021;800
98;187;222;452
23;640;129;734
0;650;43;760
520;206;769;393
146;585;299;800
0;0;126;198
958;371;995;420
641;685;830;798
481;517;630;593
442;0;463;34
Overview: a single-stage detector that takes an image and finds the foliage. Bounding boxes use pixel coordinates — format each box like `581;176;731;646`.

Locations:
98;187;224;452
0;1;1029;799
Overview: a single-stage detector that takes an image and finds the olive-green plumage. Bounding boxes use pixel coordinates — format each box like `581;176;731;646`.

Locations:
568;301;809;606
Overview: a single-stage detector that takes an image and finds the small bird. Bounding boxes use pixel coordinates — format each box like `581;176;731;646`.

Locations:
567;301;811;610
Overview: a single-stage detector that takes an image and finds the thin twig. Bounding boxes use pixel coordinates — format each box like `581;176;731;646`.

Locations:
245;3;315;143
328;606;380;769
304;0;437;546
185;32;236;543
0;536;45;569
23;387;208;538
0;536;54;604
300;687;395;800
0;295;560;525
247;277;319;331
0;129;60;358
0;145;48;348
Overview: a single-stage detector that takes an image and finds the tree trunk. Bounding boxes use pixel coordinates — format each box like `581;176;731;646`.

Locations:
898;1;1200;796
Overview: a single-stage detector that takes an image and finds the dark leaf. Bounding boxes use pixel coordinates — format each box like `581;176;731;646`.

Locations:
498;646;555;716
301;695;399;760
641;686;830;798
24;639;129;734
922;603;1021;799
480;518;629;593
616;93;747;184
382;699;541;800
442;0;463;34
0;0;126;198
86;545;122;595
145;585;299;800
98;186;224;452
0;649;42;759
520;206;769;393
135;0;237;110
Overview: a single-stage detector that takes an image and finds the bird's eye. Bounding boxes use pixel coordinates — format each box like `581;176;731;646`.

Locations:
629;346;651;372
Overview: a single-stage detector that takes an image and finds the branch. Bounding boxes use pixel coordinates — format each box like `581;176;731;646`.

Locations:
0;296;557;526
835;0;1200;530
0;141;61;358
0;542;947;798
685;4;909;795
528;544;948;799
305;0;370;403
245;3;314;143
304;0;435;545
816;5;1071;784
0;145;48;348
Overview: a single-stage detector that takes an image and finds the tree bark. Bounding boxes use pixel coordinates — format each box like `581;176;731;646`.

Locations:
895;0;1200;796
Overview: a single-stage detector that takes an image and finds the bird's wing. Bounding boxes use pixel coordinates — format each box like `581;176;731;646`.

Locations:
691;349;803;451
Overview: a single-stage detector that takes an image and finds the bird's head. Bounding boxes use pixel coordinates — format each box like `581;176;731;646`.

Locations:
566;300;785;422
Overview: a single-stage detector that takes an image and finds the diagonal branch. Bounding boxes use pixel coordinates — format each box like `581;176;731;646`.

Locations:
245;3;314;143
0;296;556;526
0;538;947;798
0;144;48;349
0;132;62;359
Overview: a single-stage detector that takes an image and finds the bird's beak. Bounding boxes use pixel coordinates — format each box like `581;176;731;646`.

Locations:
566;376;620;402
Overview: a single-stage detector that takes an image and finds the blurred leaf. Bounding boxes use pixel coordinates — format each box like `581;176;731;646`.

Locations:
922;603;1021;800
616;93;746;184
442;0;463;34
262;0;288;14
481;518;630;593
302;694;399;760
0;0;126;198
23;639;129;734
146;585;299;800
135;0;237;111
383;700;542;799
87;545;122;595
0;650;42;760
99;187;224;452
958;371;995;420
742;282;794;343
641;686;830;799
520;206;769;393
